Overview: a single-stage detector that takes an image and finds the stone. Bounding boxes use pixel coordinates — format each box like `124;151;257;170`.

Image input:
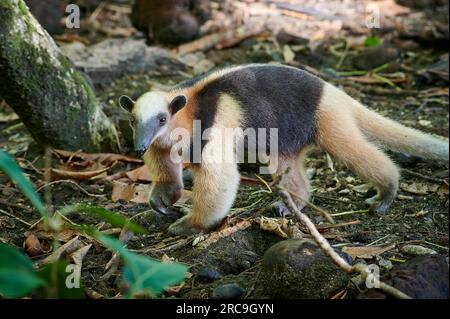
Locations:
261;239;350;298
60;39;185;86
212;283;245;299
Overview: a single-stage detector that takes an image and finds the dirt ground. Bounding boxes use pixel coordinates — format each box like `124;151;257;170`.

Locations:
0;0;448;299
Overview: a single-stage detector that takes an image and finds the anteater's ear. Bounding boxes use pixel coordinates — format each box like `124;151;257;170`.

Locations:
169;95;187;115
119;95;135;113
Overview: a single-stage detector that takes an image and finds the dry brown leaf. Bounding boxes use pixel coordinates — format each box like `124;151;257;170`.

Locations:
24;233;42;257
342;244;395;260
197;220;253;249
126;165;152;182
37;236;83;267
49;166;110;181
400;182;437;195
70;244;92;267
352;184;373;194
437;182;449;197
259;217;288;238
54;150;142;166
111;181;150;203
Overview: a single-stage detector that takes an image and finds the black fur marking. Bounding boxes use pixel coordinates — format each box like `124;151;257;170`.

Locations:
192;65;324;156
169;95;187;115
119;95;135;113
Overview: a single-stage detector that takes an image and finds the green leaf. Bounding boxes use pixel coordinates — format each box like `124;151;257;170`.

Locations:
0;243;46;298
95;233;188;297
0;150;47;218
59;204;146;234
123;254;188;297
364;35;383;47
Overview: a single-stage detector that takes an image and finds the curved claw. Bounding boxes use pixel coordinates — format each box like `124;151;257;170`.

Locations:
149;182;183;218
149;196;181;218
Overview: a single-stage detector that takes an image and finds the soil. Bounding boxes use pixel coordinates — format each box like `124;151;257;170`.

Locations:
0;0;448;299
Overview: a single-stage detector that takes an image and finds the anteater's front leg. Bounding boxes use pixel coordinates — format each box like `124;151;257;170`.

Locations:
145;145;183;217
168;162;240;236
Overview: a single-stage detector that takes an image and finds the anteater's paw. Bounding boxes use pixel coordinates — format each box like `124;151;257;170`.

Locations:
364;194;380;207
271;201;292;218
149;182;182;218
370;202;391;215
168;216;203;236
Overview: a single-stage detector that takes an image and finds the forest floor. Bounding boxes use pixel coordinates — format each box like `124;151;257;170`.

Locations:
0;0;448;299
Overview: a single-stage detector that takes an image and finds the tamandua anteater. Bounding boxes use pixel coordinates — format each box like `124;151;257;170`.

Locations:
119;64;449;236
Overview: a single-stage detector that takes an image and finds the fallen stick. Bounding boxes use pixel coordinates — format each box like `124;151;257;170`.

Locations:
279;189;412;299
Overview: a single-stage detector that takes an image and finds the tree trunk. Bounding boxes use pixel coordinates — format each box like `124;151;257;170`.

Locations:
0;0;119;152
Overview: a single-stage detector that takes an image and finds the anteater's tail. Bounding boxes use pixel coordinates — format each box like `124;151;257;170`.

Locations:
349;100;449;162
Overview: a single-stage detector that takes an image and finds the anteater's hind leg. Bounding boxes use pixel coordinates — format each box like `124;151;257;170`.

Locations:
271;151;311;216
317;107;399;214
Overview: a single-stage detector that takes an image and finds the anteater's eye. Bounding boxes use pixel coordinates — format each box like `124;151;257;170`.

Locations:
159;117;167;125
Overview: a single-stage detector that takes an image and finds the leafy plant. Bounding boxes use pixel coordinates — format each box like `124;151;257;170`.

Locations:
0;243;45;298
0;150;188;298
364;35;383;47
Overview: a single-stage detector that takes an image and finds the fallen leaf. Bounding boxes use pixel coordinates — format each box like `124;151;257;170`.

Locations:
197;220;253;249
24;233;42;257
400;182;435;195
36;236;83;267
49;166;110;181
70;244;92;267
437;182;449;197
111;181;150;203
259;217;288;238
283;45;295;64
126;165;152;182
54;150;142;166
352;184;373;194
342;244;395;259
401;244;437;256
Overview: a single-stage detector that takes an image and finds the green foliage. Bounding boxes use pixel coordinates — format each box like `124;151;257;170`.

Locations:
0;149;188;298
0;150;47;218
364;35;383;47
60;204;146;235
97;233;188;297
0;243;45;298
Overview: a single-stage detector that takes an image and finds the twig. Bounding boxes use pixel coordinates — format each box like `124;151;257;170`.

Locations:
36;180;106;198
279;186;335;224
402;169;445;184
0;207;32;226
316;220;361;230
312;194;358;205
330;209;369;217
279;189;412;299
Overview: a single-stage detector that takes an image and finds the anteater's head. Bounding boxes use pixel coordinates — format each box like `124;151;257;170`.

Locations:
119;92;187;157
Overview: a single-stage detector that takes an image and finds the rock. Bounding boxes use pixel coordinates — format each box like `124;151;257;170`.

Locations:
212;283;245;299
401;244;437;256
60;39;185;86
261;239;350;298
377;257;393;271
417;58;449;85
351;44;401;71
25;0;63;35
196;267;221;283
358;254;449;299
131;0;211;45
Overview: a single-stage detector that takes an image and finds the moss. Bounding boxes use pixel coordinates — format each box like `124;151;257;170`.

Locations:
18;0;28;15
